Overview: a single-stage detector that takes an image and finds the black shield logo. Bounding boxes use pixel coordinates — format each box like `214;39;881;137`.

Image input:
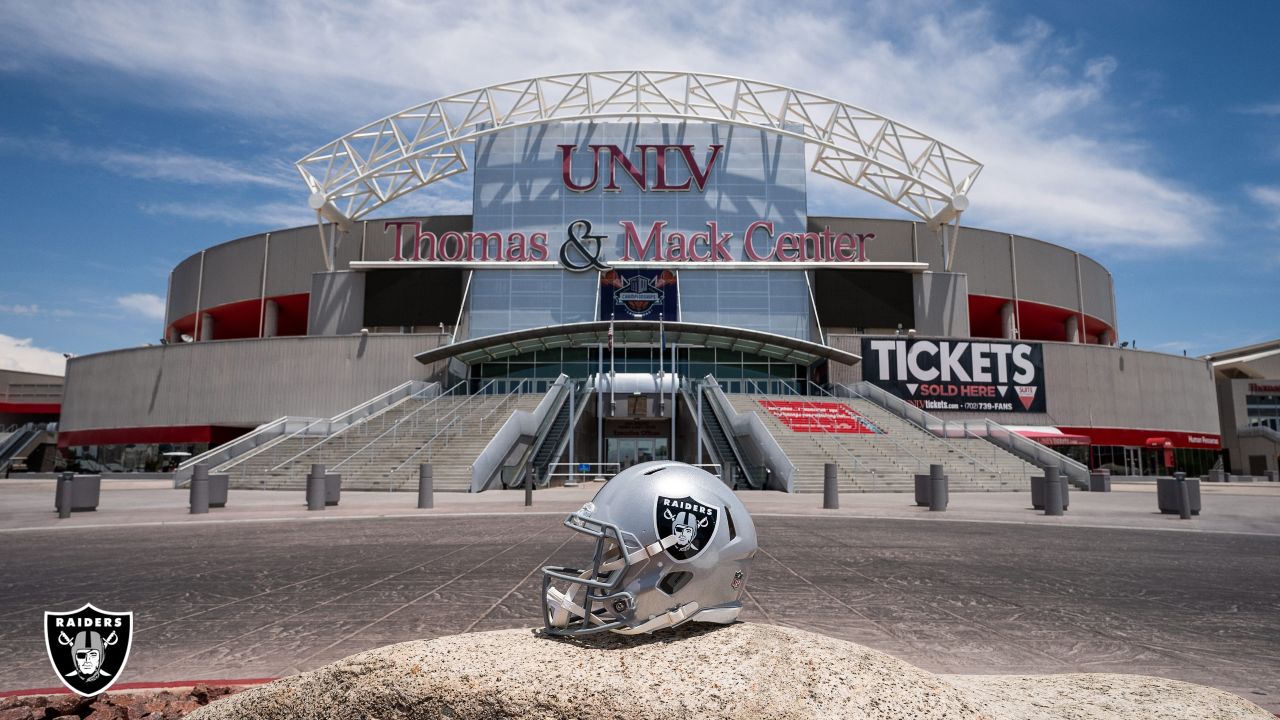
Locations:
44;603;133;696
655;495;719;562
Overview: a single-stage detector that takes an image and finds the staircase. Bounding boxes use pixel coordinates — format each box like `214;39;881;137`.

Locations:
688;386;757;488
223;388;541;491
0;423;51;473
725;394;1035;493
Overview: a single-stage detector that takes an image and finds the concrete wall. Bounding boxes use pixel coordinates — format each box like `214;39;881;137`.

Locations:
810;217;1117;333
828;335;1219;433
912;272;970;337
168;215;1117;340
61;335;448;432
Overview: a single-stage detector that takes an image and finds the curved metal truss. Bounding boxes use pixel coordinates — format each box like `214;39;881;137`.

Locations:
296;71;982;226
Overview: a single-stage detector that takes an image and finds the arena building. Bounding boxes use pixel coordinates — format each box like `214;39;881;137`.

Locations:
54;72;1223;489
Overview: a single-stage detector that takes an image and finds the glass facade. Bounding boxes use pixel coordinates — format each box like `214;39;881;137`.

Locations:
470;346;805;395
1246;392;1280;431
465;120;812;340
1089;445;1219;477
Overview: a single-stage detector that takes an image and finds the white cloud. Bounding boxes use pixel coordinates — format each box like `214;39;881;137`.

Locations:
0;334;67;375
0;135;294;189
0;304;40;316
139;200;315;229
115;292;166;320
1247;185;1280;226
1234;102;1280;116
0;0;1219;251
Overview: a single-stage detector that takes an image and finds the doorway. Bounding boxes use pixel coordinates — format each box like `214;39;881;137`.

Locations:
606;437;669;471
1123;447;1143;476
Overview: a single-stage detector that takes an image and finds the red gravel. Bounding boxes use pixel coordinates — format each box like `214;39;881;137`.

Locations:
0;684;242;720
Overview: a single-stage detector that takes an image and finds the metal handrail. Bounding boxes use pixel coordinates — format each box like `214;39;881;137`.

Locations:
742;378;874;474
329;380;480;472
388;379;509;476
826;381;1007;477
839;381;1054;482
479;376;573;491
270;381;456;472
697;377;767;488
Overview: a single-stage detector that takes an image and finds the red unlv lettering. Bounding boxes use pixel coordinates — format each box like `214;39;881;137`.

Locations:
559;144;724;192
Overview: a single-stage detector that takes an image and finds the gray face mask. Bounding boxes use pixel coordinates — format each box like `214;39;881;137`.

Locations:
541;461;757;637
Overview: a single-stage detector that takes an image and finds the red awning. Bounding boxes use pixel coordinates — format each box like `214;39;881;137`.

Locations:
1012;429;1092;447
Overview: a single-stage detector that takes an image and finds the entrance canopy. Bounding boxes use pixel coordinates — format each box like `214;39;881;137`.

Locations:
414;321;859;368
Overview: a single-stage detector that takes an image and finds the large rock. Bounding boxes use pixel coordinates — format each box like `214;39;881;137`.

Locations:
187;623;1272;720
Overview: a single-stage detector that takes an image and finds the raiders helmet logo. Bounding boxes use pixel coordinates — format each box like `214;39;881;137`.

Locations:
44;603;133;696
655;495;719;561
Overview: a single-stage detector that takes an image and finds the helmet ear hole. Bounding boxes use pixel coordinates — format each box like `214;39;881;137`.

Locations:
724;507;737;541
657;570;693;595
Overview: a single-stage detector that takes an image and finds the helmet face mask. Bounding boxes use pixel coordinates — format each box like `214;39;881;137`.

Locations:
542;461;757;637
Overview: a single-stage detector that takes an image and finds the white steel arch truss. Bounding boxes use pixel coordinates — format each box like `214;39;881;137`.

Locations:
296;71;983;229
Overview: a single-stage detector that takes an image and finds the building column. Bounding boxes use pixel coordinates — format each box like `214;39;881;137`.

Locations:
1099;328;1114;346
1064;314;1080;343
262;299;279;338
1000;301;1017;339
199;313;215;342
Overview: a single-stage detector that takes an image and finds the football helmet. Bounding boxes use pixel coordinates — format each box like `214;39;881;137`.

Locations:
542;461;757;636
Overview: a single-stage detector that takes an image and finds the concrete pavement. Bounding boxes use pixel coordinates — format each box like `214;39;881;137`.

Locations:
0;479;1277;711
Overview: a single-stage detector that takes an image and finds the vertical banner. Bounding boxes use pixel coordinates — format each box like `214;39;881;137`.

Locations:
861;338;1047;413
598;269;679;321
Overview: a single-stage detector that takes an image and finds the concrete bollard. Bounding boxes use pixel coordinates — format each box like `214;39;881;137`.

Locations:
56;472;73;519
306;464;326;511
1043;467;1064;516
1266;470;1277;483
1176;471;1191;520
928;463;948;512
189;463;210;514
823;463;839;509
418;463;434;509
914;474;930;506
524;469;533;507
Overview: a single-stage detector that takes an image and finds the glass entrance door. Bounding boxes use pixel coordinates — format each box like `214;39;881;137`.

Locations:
606;437;669;471
1123;447;1142;476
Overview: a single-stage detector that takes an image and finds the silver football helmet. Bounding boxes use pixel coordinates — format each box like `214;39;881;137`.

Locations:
542;461;757;636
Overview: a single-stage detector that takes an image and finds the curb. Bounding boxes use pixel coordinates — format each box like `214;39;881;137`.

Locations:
0;678;276;699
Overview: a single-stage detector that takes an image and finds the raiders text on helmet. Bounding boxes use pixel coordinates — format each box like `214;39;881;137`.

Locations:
542;461;757;636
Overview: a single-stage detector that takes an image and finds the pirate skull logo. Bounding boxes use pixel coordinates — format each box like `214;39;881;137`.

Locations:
44;603;133;696
655;495;719;562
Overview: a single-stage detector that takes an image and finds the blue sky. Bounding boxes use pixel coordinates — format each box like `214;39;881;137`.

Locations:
0;0;1277;375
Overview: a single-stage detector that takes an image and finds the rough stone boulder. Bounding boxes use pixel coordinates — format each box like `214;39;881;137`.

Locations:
186;623;1272;720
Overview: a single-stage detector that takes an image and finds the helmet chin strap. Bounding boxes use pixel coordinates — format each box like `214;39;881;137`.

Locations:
612;601;701;635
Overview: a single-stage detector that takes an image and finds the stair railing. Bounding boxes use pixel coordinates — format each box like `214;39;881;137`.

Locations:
269;381;459;474
336;379;497;475
387;379;509;482
742;378;873;475
827;381;1010;481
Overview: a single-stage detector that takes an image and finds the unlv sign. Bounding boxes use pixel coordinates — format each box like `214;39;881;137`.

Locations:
560;143;724;192
863;338;1048;413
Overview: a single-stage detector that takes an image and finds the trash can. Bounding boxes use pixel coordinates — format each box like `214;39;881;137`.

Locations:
208;473;229;508
54;474;101;513
1031;474;1069;510
1157;476;1201;515
325;473;342;506
914;474;930;507
1088;470;1111;492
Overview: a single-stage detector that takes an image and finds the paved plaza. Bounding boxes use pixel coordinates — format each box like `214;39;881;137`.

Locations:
0;479;1278;711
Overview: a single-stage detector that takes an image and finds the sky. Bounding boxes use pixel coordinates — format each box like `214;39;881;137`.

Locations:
0;0;1277;376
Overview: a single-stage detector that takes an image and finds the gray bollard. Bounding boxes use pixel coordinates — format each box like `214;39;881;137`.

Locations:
418;463;434;509
1043;467;1064;516
1176;471;1191;519
57;472;73;519
929;463;948;511
189;463;210;514
823;463;839;509
524;469;533;507
306;464;326;511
